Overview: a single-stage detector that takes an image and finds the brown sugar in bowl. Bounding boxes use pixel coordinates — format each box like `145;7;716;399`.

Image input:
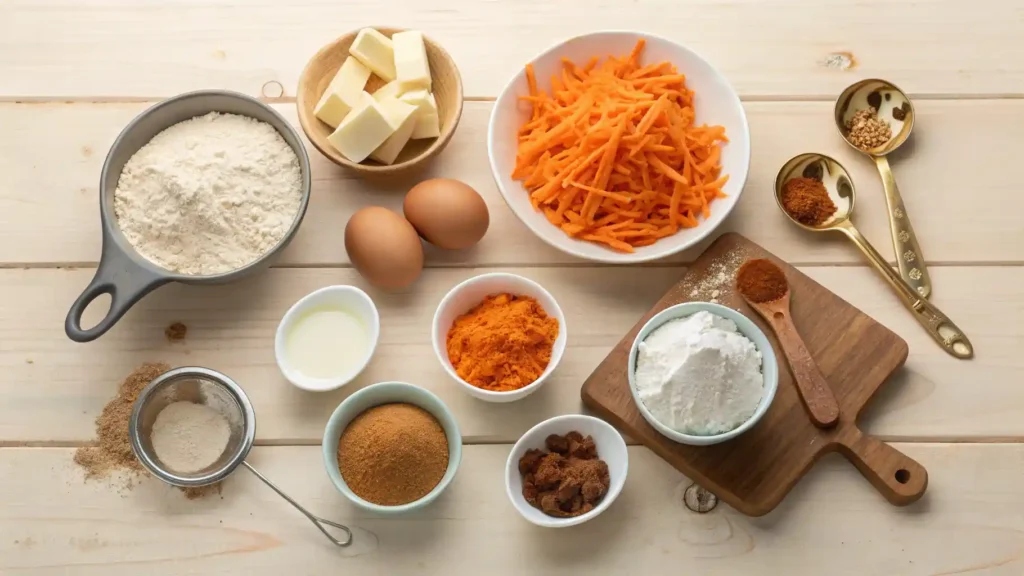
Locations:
296;27;464;178
322;381;462;514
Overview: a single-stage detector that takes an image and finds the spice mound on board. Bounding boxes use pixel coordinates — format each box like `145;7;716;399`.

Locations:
446;293;559;392
781;177;837;226
686;247;745;305
73;362;222;499
846;107;892;151
519;431;610;518
337;403;449;506
736;259;789;304
633;311;764;435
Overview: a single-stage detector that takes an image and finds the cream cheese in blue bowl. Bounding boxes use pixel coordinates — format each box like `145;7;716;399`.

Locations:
627;302;779;446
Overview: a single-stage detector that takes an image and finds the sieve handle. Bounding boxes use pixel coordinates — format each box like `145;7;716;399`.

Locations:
241;461;353;547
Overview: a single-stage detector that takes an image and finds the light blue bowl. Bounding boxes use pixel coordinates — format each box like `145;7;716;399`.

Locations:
627;302;779;446
322;381;462;514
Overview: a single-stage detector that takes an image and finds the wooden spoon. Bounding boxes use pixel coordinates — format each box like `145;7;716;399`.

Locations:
736;259;840;428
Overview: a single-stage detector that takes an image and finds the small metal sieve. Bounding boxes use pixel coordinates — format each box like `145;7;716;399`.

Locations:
129;366;352;547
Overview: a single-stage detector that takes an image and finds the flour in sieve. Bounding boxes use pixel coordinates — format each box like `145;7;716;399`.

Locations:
151;401;231;474
113;112;303;275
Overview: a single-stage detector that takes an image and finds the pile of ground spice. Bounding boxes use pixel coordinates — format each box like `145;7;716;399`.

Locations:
846;107;892;150
685;247;745;305
74;362;169;483
73;362;220;500
781;177;837;226
519;431;610;518
736;259;789;303
446;293;559;392
165;321;187;342
337;403;449;506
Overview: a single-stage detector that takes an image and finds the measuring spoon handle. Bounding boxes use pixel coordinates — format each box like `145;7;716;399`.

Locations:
769;312;840;428
875;156;931;298
840;222;974;359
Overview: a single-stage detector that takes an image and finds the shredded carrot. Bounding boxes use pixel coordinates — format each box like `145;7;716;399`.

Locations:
513;40;728;253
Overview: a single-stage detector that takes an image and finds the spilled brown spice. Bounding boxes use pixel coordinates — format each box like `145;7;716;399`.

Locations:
165;322;188;342
74;362;221;499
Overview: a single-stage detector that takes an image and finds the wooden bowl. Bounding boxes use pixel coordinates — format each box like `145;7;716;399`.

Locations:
297;28;463;177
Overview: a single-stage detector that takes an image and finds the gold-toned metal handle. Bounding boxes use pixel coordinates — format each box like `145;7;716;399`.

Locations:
837;222;973;359
875;156;931;298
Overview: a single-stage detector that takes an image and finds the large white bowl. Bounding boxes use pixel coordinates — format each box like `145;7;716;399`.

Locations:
627;302;778;445
432;273;567;403
487;31;750;264
505;414;628;528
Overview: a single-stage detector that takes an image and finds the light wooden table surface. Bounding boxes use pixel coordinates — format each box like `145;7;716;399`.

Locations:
2;1;1023;574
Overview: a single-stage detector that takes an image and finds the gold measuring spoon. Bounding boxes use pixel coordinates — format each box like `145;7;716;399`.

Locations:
776;153;973;359
835;79;930;298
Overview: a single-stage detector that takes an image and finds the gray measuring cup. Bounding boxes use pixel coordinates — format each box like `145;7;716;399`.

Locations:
64;90;311;343
129;366;353;547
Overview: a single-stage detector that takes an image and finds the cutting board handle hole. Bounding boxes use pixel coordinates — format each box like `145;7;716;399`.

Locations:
773;312;784;320
895;469;911;484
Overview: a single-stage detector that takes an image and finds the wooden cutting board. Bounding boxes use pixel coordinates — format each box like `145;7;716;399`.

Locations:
581;232;928;516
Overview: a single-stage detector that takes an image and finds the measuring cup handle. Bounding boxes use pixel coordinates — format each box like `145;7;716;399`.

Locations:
65;244;167;342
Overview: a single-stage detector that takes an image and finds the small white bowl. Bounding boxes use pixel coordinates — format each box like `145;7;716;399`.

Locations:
487;31;750;264
322;381;462;514
274;285;380;392
431;273;567;403
627;302;779;446
505;414;628;528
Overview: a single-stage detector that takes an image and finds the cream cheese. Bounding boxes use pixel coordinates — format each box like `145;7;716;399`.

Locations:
634;311;763;435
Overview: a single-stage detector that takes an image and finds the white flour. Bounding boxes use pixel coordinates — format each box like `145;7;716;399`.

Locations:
113;112;302;275
151;401;231;474
634;311;763;435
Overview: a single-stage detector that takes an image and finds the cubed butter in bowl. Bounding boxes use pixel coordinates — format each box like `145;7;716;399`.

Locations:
313;57;371;128
297;27;463;177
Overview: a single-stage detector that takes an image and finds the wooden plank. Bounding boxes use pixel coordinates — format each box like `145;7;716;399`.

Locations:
1;266;1019;444
2;444;1024;574
2;100;1023;267
3;0;1023;99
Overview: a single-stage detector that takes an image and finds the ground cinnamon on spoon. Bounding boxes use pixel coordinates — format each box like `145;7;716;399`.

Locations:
736;259;789;303
781;177;836;226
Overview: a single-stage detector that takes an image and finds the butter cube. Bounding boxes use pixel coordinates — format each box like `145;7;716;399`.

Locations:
370;98;419;165
313;56;371;128
349;28;396;82
354;90;375;110
400;90;441;140
327;100;397;163
372;80;404;102
392;30;432;91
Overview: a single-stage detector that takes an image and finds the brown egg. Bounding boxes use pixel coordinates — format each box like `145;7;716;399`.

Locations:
403;178;490;250
344;206;424;290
